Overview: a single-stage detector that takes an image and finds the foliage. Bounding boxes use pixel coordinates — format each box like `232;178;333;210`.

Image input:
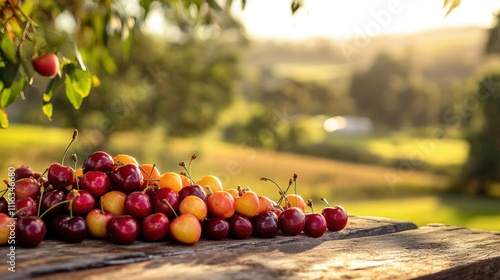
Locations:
457;72;500;196
349;52;440;129
0;0;263;129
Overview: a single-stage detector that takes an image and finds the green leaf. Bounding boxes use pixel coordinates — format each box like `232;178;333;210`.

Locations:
0;78;26;108
0;33;18;64
42;102;53;121
241;0;246;10
64;74;83;109
41;71;65;120
0;109;8;128
20;0;34;16
0;61;20;88
68;67;92;98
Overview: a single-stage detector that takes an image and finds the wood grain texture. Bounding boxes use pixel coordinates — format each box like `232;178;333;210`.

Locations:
29;224;499;280
0;216;416;279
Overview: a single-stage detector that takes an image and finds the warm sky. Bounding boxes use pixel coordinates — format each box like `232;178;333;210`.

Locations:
231;0;499;40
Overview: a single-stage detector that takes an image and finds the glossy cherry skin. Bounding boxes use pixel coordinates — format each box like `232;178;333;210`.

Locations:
278;207;305;236
51;214;87;243
141;213;170;242
15;197;37;217
32;52;59;77
64;190;95;216
109;164;144;194
0;197;8;214
83;151;114;173
39;190;65;218
47;163;75;192
202;217;229;240
79;171;110;197
14;165;34;180
228;213;253;239
14;177;41;200
178;184;207;203
125;191;152;220
16;216;46;248
303;213;327;238
107;215;140;245
251;210;279;238
322;205;348;231
152;187;179;220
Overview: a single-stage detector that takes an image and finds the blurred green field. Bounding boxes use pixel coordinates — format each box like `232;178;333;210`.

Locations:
1;124;499;231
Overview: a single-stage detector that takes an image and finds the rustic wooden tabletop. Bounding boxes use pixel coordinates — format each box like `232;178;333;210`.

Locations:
1;216;499;280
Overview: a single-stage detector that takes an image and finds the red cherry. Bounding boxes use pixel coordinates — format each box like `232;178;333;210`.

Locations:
64;190;95;216
107;215;140;245
50;214;87;243
47;163;75;192
278;207;305;236
321;205;348;231
14;165;34;181
15;197;37;217
14;177;41;200
124;191;152;220
228;213;253;239
152;187;179;219
320;198;348;232
178;184;207;203
141;213;169;242
109;164;144;194
303;213;327;238
16;216;46;248
32;53;60;77
39;190;65;218
83;151;114;173
251;210;279;238
79;171;110;197
202;217;229;240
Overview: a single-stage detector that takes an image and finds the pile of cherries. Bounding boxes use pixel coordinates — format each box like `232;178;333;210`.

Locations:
0;130;348;248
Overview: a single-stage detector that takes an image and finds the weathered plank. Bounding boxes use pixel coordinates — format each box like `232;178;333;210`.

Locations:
27;224;500;280
0;216;416;279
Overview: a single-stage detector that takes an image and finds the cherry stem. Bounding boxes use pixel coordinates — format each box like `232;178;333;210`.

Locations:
320;198;332;208
139;164;157;187
37;186;45;217
260;177;291;207
276;179;293;206
39;199;71;219
307;199;314;213
99;196;106;214
203;186;213;195
12;206;36;217
293;174;298;208
179;161;195;185
36;168;48;185
61;129;78;165
0;187;8;197
69;196;75;218
162;199;178;218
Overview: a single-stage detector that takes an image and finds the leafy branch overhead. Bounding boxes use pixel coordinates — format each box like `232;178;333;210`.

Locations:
0;0;462;129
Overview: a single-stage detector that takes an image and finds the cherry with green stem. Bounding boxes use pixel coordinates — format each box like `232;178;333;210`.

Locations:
320;197;348;232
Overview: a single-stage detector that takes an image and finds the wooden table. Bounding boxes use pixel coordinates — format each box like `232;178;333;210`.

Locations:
1;216;499;279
